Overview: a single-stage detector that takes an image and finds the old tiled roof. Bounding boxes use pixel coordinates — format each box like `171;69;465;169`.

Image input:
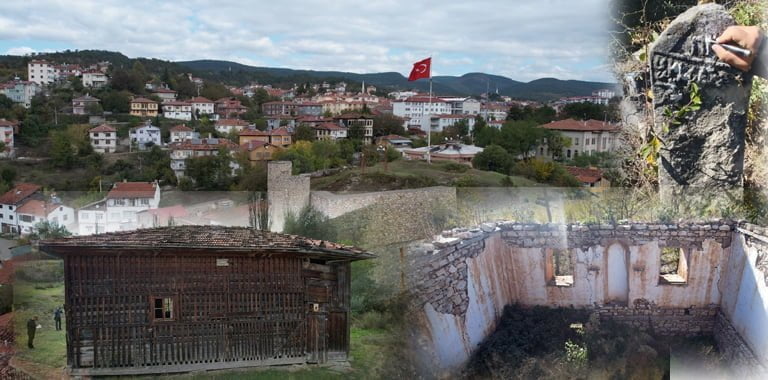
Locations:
170;138;239;151
270;127;291;136
152;88;177;94
239;129;270;136
16;199;58;217
189;96;213;103
216;119;249;126
131;97;157;104
565;166;603;184
313;122;346;131
241;140;273;151
540;119;619;132
40;226;375;260
334;113;372;119
170;124;193;132
0;119;19;127
107;182;156;199
90;124;116;133
0;183;41;205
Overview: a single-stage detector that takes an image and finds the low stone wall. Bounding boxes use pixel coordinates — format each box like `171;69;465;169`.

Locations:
311;186;456;220
597;304;719;336
714;312;764;375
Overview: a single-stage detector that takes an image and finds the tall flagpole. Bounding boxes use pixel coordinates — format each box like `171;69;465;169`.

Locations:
427;58;432;164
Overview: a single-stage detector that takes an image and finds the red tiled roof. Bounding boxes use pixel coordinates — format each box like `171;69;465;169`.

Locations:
40;226;375;260
107;182;157;199
565;166;603;184
189;96;213;103
131;97;157;104
16;199;57;217
402;96;447;103
0;119;19;128
270;127;291;136
170;124;193;132
239;129;270;136
0;183;41;205
162;101;190;107
170;138;239;151
152;88;177;94
241;140;272;151
90;124;116;133
313;123;346;131
540;119;619;132
216;119;249;126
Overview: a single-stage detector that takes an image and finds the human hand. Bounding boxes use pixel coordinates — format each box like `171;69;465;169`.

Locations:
712;26;764;72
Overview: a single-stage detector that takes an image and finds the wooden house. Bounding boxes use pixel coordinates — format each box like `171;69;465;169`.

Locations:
40;226;374;376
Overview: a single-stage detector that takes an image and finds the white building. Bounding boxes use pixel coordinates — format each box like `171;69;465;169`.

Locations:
89;124;118;153
152;87;177;102
392;96;451;129
72;94;100;115
27;60;56;85
538;119;620;160
388;91;418;100
0;119;17;158
0;183;41;235
479;103;508;121
169;138;240;178
441;97;481;115
417;114;476;134
76;199;107;235
189;96;215;119
16;198;75;236
82;71;108;88
162;101;193;121
129;122;162;150
103;182;161;232
215;119;250;135
169;124;199;143
0;80;41;108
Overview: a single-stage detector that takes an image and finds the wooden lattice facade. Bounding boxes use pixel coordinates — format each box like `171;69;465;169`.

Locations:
41;226;373;376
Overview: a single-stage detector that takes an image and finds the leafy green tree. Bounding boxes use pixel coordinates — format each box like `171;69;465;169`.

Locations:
560;102;609;121
472;144;513;173
50;131;77;169
294;124;315;142
545;131;571;161
371;113;406;137
101;91;131;113
184;147;233;190
496;120;546;158
110;69;144;93
31;220;72;240
283;204;337;241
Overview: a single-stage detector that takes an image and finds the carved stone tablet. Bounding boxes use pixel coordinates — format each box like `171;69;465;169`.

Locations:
650;4;752;193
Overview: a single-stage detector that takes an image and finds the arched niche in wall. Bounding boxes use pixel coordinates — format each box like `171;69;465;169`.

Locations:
606;243;629;305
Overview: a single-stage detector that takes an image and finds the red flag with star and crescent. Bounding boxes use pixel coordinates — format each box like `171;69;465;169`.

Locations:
408;57;431;81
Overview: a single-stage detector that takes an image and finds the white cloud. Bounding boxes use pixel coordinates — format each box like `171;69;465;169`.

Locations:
0;0;613;81
5;46;35;56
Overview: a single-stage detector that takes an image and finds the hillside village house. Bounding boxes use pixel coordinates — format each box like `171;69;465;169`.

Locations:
239;127;292;148
152;87;177;102
538;119;620;160
334;113;374;144
565;166;609;188
267;115;300;130
169;138;240;178
215;97;247;119
72;94;100;115
0;80;41;108
129;122;162;151
320;100;365;115
76;200;107;235
169;124;199;143
215;119;250;135
89;124;118;153
81;71;108;88
0;119;17;158
312;123;347;141
104;181;161;232
161;101;193;121
39;226;374;376
130;97;159;117
189;96;215;118
241;140;280;164
404;143;484;166
393;96;451;129
16;198;75;236
0;183;41;234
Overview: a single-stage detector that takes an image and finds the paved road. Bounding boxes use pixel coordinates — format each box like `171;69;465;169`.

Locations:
0;238;17;261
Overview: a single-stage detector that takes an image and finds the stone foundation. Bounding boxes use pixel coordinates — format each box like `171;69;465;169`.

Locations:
597;304;719;336
714;312;766;376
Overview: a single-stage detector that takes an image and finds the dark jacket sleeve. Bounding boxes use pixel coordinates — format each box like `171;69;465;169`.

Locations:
752;34;768;79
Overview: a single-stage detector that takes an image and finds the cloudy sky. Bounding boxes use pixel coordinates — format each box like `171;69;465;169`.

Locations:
0;0;614;82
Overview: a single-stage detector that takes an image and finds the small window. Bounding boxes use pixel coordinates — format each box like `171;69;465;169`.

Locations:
546;249;573;287
153;297;174;320
659;247;688;285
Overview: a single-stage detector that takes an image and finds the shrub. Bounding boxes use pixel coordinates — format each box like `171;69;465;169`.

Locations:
442;161;469;173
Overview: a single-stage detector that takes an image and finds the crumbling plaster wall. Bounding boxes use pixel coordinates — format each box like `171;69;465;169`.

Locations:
408;221;738;371
719;223;768;365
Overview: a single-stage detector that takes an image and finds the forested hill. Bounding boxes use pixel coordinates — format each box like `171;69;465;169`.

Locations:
0;50;618;101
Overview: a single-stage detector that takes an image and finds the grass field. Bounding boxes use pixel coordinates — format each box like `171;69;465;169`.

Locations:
12;260;394;379
312;159;537;192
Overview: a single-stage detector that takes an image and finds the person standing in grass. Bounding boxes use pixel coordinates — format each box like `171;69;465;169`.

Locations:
26;316;38;349
53;307;63;331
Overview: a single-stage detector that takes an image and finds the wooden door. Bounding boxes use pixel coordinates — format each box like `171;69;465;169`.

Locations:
307;313;327;364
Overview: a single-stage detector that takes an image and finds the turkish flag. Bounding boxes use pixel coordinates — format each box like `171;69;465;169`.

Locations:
408;57;431;81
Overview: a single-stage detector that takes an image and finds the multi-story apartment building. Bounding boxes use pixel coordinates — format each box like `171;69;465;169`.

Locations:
130;97;159;117
392;96;450;129
215;97;247;119
162;101;193;121
238;127;292;148
538;119;620;160
82;71;108;88
417;114;476;133
89;124;118;153
76;199;107;235
441;97;481;115
215;119;250;135
312;123;348;141
334;113;374;144
27;60;56;85
0;119;17;158
479;103;508;121
152;87;178;102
